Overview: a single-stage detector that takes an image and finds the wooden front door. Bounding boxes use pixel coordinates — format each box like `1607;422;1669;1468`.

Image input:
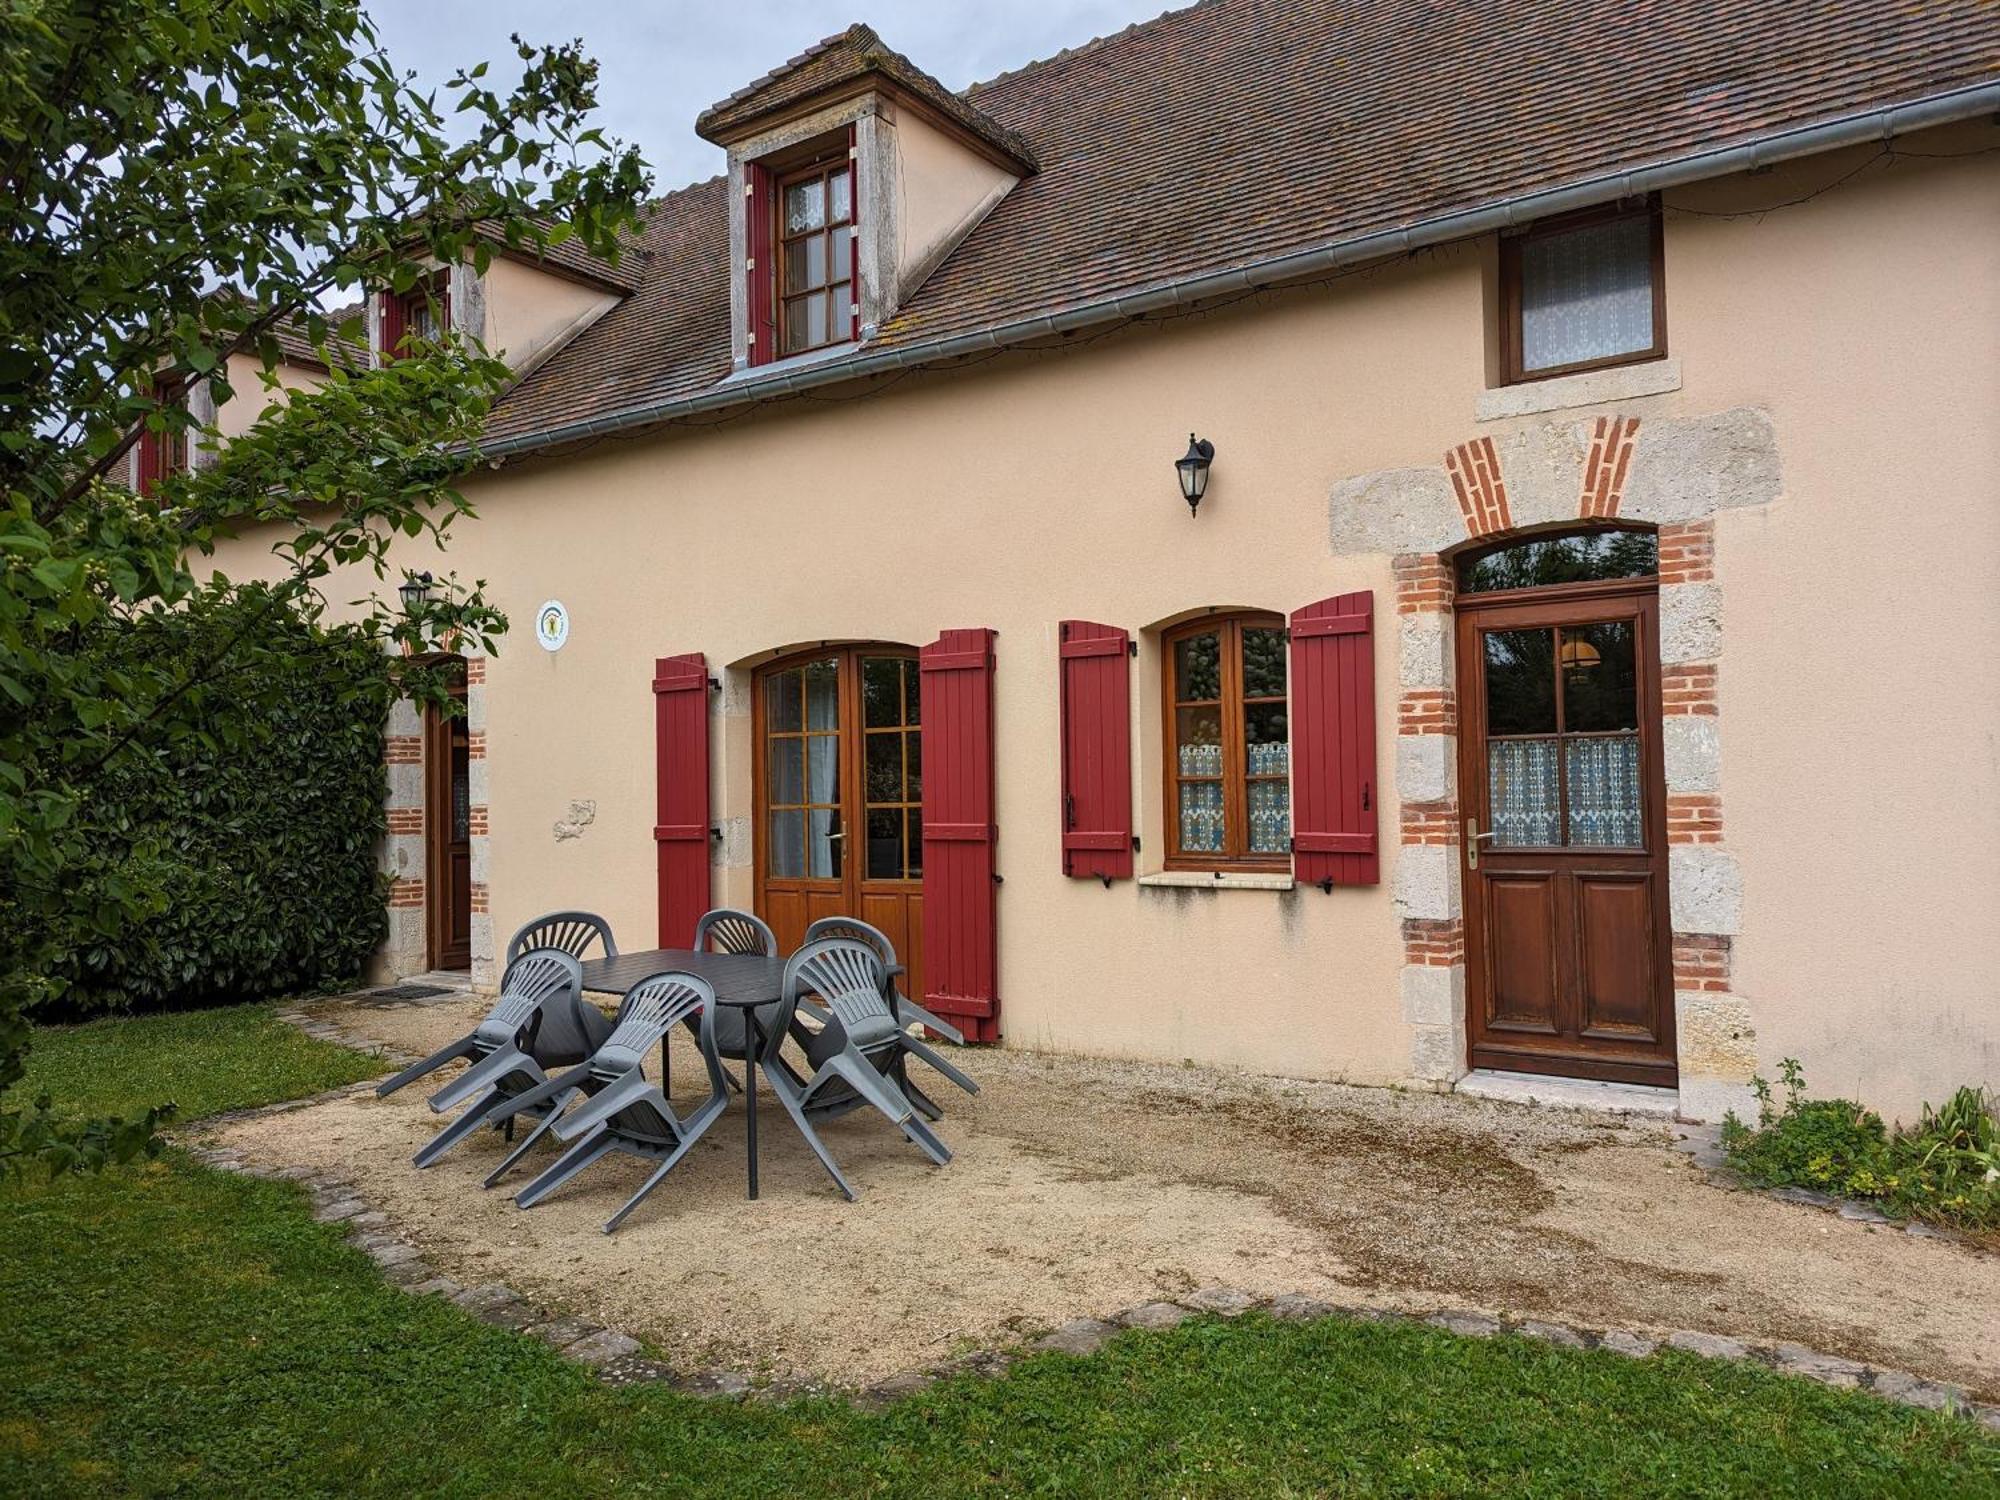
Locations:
753;647;924;996
424;669;472;971
1457;583;1675;1085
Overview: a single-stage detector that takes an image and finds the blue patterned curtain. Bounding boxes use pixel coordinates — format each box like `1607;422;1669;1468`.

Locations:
1519;214;1653;371
1488;739;1560;846
1565;735;1642;847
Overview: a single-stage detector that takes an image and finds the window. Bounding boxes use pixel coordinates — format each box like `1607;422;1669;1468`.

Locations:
1457;527;1657;595
382;269;450;360
1163;613;1290;869
136;378;187;497
776;152;854;356
1500;200;1664;384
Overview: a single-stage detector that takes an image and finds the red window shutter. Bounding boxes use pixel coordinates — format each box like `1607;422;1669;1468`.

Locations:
377;290;405;363
136;425;164;498
1058;620;1132;882
653;653;712;946
1288;591;1379;889
746;161;777;366
919;628;1000;1042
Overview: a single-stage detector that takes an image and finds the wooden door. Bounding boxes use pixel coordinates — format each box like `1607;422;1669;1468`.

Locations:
754;647;924;996
1456;583;1674;1085
424;669;472;971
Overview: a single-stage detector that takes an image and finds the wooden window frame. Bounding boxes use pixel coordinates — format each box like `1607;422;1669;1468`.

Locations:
386;268;451;361
772;141;856;359
136;375;188;498
1498;197;1666;386
1161;611;1291;873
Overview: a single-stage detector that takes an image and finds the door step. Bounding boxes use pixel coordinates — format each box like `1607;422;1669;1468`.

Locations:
1455;1069;1678;1118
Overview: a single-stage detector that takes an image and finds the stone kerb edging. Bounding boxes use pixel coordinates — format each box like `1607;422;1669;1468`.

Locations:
175;999;1998;1430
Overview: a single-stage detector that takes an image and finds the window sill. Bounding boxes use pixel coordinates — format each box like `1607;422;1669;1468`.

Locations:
1138;870;1296;892
717;338;865;387
1476;357;1680;422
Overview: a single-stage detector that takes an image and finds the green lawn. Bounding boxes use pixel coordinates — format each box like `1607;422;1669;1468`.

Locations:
2;1007;1994;1498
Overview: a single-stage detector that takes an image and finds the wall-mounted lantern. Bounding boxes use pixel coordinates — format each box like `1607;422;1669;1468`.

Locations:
1176;433;1215;516
398;569;435;615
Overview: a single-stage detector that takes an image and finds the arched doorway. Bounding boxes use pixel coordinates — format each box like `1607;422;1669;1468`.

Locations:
423;657;472;971
752;645;925;998
1452;526;1675;1085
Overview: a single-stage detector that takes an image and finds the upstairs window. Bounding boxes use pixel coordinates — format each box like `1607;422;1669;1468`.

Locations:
777;152;855;356
1163;613;1291;870
380;269;450;361
136;377;187;497
1500;200;1664;383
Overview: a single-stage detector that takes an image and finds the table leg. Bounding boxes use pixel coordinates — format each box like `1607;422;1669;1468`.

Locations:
744;1014;760;1201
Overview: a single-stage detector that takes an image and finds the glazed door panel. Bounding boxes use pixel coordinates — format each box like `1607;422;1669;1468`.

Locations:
425;670;472;972
1457;589;1674;1085
755;648;924;999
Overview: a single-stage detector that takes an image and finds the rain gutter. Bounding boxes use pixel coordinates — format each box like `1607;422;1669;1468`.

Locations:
479;81;2000;462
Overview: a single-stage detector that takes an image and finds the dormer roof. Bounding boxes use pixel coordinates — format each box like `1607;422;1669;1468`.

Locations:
694;22;1038;174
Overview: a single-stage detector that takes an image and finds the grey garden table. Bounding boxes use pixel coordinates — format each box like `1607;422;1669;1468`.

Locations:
579;948;785;1201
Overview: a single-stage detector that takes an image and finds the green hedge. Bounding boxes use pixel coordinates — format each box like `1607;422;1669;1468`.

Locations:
44;604;394;1016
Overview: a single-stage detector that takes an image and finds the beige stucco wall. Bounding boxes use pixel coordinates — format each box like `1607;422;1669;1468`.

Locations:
888;107;1018;300
213;351;323;442
478;256;619;372
209;124;2000;1120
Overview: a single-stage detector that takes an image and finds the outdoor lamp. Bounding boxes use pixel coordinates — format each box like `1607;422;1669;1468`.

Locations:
1176;433;1215;516
398;570;435;614
1559;636;1602;675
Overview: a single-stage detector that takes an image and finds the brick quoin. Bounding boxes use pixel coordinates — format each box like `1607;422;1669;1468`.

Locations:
1580;416;1640;519
1398;688;1457;735
1402;917;1465;967
388;877;424;910
386;808;423;835
1393;553;1454;613
1673;933;1733;991
384;735;422;764
1657;519;1715;584
469;882;489;915
1661;663;1718;716
1445;437;1512;537
468;805;489;836
1400;802;1459;845
467;731;488;760
1667;793;1724;844
464;656;487;685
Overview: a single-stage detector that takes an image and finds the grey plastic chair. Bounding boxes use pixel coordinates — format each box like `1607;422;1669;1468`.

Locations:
375;948;587;1102
505;910;618;966
403;950;611;1171
512;971;730;1232
762;936;952;1201
800;916;978;1118
677;908;779;1093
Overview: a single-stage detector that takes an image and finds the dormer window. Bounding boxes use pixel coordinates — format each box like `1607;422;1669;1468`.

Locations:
136;376;187;497
777;153;856;356
379;269;450;362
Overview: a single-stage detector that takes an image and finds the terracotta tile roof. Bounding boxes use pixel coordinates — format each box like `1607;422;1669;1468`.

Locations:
270;299;369;371
473;222;645;293
694;22;1037;170
484;0;2000;449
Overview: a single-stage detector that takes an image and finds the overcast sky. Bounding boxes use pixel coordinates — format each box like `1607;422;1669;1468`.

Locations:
370;2;1178;191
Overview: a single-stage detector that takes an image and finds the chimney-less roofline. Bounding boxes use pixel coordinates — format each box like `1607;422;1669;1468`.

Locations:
481;80;2000;462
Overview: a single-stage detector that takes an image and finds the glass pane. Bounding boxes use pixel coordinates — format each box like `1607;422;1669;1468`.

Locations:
1488;739;1561;847
1566;735;1643;847
783;238;813;292
782;296;811;354
806;293;829;347
866;808;902;880
865;731;903;804
1519;213;1653;373
1248;779;1290;854
769;809;804;878
1174;706;1223;776
765;669;802;732
1178;781;1225;854
905;657;920;723
1244;701;1288;761
906;809;923;878
862;657;901;727
808;808;841;879
805;732;838;803
767;737;804;806
1484;629;1557;736
1458;529;1656;594
831;229;853;283
905;729;921;802
1174;631;1221;701
1561;620;1638;732
804;658;838;729
1242;626;1286;698
784;177;824;233
451;742;470;843
806;235;827;289
828;169;851;223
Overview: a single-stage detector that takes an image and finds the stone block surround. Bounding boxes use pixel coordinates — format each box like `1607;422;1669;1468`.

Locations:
1338;405;1783;1120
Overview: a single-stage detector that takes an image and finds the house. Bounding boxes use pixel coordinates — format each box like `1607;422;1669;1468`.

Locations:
200;0;2000;1124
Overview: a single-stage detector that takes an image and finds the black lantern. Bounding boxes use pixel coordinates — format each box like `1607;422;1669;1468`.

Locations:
1175;433;1214;516
398;570;435;614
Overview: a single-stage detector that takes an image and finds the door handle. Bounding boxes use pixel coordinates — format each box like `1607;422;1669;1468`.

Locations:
1464;818;1499;869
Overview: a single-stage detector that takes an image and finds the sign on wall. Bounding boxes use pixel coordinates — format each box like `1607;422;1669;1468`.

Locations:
535;599;570;652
